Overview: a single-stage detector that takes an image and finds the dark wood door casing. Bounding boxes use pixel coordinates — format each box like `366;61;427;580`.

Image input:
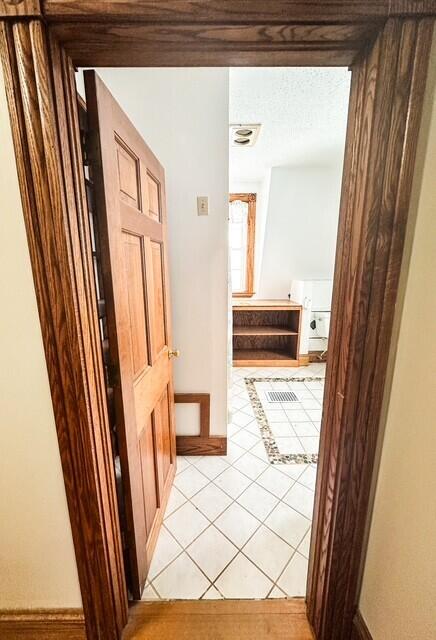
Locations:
0;4;434;640
0;19;128;640
308;16;434;639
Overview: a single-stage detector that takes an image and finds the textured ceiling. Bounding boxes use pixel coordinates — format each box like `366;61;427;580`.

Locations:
229;67;351;184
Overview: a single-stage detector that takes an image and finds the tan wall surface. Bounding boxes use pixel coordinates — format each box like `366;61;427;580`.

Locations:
359;35;436;640
0;66;82;607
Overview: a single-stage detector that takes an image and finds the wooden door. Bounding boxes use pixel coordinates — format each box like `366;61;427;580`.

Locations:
84;71;177;599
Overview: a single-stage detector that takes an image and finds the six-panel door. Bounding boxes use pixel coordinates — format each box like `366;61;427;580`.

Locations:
85;70;176;599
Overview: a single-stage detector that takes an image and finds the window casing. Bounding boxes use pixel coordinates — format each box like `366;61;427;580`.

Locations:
229;193;256;297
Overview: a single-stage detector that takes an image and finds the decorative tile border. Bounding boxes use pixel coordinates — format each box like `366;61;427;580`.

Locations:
244;376;324;465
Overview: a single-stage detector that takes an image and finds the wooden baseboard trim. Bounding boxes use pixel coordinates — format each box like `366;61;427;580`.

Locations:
176;435;227;456
308;350;327;363
299;354;310;365
351;610;373;640
175;393;226;455
0;609;86;639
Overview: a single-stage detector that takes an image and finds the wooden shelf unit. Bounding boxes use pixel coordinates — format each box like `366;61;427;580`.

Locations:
232;299;302;367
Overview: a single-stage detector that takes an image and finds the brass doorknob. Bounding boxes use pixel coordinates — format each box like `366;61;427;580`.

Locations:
168;349;180;359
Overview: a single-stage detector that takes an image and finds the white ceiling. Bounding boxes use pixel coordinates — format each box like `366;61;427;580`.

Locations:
229;67;351;184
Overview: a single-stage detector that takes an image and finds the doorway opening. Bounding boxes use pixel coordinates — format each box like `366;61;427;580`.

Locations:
3;8;431;638
225;67;350;598
76;65;350;602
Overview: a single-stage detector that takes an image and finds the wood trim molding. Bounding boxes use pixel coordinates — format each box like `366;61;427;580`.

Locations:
51;44;128;629
307;17;434;640
175;393;211;438
229;193;257;202
48;22;380;68
0;609;86;639
174;393;227;455
0;0;40;18
0;18;127;640
351;611;373;640
39;3;436;68
176;436;227;456
229;193;256;297
308;351;327;363
41;1;436;22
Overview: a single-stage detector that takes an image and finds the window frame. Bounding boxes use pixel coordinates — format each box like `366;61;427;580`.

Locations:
229;193;256;298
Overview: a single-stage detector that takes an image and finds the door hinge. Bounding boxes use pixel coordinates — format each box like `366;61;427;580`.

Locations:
84;129;102;166
107;363;120;387
121;530;128;551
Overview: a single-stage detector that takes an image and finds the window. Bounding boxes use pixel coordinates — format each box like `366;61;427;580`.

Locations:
229;193;256;297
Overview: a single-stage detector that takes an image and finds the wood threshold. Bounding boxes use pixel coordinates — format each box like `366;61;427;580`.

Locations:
123;599;314;640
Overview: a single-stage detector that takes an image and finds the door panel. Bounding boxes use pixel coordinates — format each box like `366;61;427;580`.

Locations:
155;387;173;493
116;140;141;207
84;70;176;600
150;241;167;355
122;233;149;376
139;416;159;537
147;173;161;221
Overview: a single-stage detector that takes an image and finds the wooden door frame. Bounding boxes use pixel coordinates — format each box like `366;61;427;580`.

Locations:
229;193;257;297
0;3;434;640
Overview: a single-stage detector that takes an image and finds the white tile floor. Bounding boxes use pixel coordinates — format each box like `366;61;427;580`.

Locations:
142;362;326;600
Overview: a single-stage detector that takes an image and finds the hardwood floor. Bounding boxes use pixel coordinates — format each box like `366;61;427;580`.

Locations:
122;599;313;639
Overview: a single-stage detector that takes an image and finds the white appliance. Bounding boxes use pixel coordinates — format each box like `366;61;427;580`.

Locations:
290;279;333;356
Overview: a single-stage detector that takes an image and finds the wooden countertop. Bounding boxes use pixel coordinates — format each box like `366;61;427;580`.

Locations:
232;298;301;309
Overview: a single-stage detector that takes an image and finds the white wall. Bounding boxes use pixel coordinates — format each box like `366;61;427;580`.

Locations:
258;164;343;300
83;69;229;437
359;36;436;640
0;67;82;608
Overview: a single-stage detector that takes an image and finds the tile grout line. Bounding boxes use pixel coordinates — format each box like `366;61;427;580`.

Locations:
145;365;324;600
151;464;312;596
165;448;314;563
173;463;310;535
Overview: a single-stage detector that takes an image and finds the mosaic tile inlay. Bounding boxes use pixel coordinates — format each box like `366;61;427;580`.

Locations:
244;376;323;465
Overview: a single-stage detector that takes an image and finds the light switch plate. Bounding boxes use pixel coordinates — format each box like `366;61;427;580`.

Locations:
197;196;209;216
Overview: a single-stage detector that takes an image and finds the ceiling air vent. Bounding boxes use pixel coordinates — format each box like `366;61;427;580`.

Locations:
230;123;261;147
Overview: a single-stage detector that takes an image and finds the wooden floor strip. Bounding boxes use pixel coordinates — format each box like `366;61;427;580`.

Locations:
123;599;314;640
